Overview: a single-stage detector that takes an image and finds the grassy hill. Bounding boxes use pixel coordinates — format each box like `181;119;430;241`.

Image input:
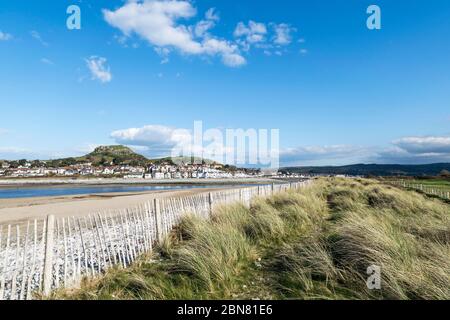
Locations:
82;145;150;166
43;146;221;168
54;178;450;300
45;145;150;167
281;163;450;177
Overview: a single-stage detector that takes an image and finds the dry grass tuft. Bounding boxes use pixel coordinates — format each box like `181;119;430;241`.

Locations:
54;178;450;300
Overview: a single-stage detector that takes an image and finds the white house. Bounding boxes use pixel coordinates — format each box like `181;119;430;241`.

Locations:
103;167;115;175
153;172;165;180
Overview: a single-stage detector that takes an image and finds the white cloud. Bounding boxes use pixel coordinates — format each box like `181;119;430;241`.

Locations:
202;38;245;67
85;56;112;83
114;34;128;46
109;126;450;166
370;136;450;164
205;8;219;22
393;136;450;154
75;143;102;154
234;21;267;45
103;0;246;67
0;147;28;153
154;47;171;64
41;58;54;65
374;147;450;164
280;145;371;166
0;30;12;41
30;30;48;46
194;19;215;38
280;136;450;166
111;125;191;157
221;53;247;67
110;124;244;164
234;20;299;56
0;147;37;160
272;23;295;45
104;0;201;53
128;145;150;153
111;125;188;148
194;8;219;38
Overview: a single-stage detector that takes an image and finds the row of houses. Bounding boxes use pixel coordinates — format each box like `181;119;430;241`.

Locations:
0;163;258;179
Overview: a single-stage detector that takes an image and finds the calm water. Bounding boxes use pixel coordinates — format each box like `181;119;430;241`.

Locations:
0;184;249;199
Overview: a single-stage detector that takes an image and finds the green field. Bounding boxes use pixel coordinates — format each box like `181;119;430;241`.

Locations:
408;179;450;190
385;178;450;200
53;178;450;300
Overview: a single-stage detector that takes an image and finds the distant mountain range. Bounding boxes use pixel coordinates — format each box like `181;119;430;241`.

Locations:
280;163;450;177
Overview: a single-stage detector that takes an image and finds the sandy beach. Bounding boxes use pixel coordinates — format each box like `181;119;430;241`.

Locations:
0;187;229;225
0;178;284;225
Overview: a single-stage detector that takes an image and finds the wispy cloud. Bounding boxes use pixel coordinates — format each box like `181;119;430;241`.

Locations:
372;136;450;164
30;30;48;46
0;30;13;41
40;58;54;65
0;147;36;160
75;143;102;154
272;23;295;45
280;145;372;166
280;136;450;165
234;21;268;48
85;56;112;83
233;20;299;56
281;136;450;166
194;8;219;38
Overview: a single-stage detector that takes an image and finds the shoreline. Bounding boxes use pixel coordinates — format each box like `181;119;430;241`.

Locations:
0;187;235;225
0;177;280;188
0;178;302;225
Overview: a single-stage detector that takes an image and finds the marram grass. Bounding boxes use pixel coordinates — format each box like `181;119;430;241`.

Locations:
53;178;450;300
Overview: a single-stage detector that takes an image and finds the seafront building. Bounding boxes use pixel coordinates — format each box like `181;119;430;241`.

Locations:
0;162;266;179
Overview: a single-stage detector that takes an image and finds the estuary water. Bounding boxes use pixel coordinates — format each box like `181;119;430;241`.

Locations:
0;184;247;199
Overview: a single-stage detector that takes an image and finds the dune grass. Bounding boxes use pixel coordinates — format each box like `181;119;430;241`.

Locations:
54;178;450;300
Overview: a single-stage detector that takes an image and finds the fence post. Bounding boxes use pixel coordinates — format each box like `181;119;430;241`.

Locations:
154;199;163;243
43;215;55;296
208;192;213;216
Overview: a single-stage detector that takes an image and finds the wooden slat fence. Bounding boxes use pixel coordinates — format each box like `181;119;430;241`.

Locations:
391;180;450;200
0;181;311;300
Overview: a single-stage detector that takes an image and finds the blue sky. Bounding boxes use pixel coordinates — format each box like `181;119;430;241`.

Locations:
1;0;450;166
